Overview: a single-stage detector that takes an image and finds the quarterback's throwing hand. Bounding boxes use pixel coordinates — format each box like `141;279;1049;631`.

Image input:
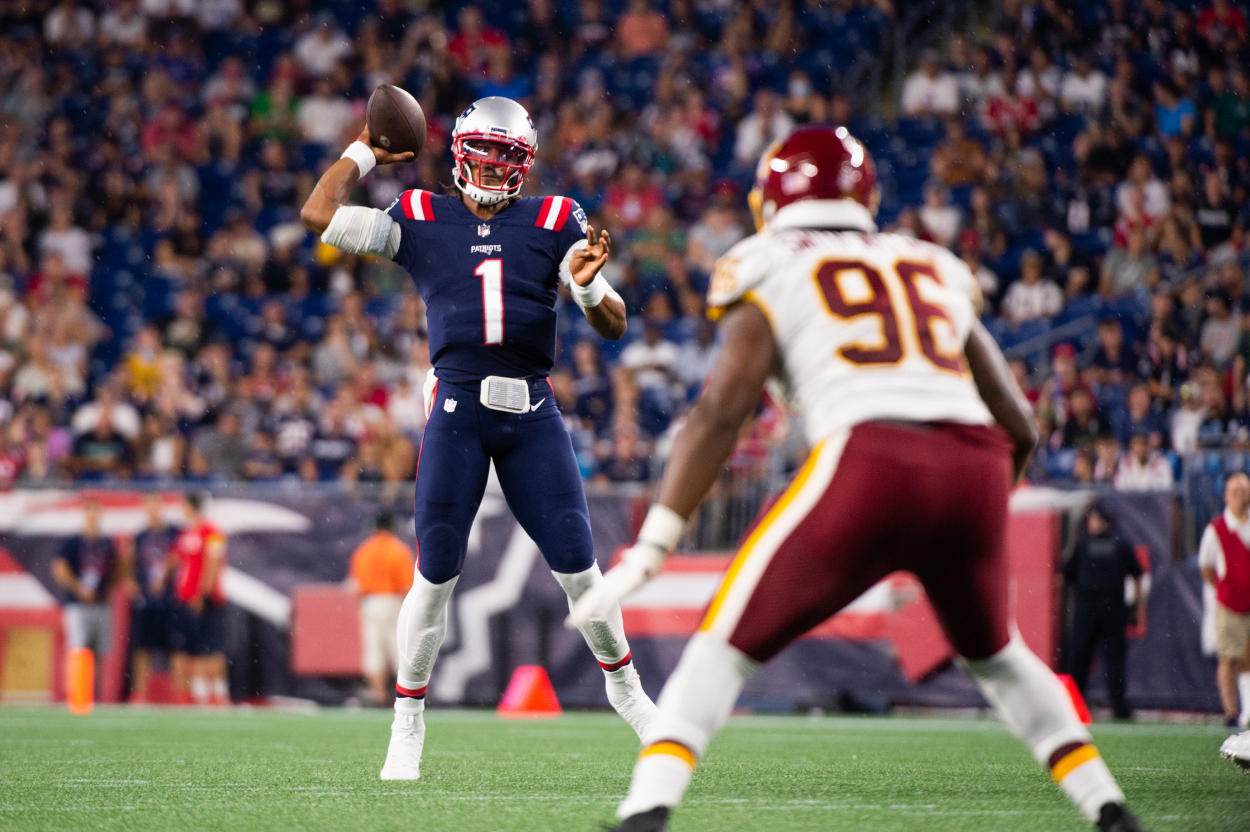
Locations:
356;128;416;166
565;541;664;628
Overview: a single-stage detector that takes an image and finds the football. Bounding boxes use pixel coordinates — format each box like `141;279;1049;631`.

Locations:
365;84;426;157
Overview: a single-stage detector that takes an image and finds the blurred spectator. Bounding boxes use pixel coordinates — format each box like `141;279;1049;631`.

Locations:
1198;471;1250;727
901;48;960;117
734;89;795;168
1116;156;1170;222
1201;291;1239;365
299;78;354;149
1194;171;1243;259
599;423;650;483
188;411;246;480
1101;227;1158;298
960;234;999;307
294;13;353;79
1197;0;1248;44
1062;387;1113;450
39;208;92;276
1061;53;1108;115
346;511;414;706
1086;317;1138;387
43;0;95;47
1017;46;1061;123
957;44;1003;118
1119;382;1167;448
1211;67;1250;139
1115;430;1174;490
930;118;987;187
686;199;746;275
1001;250;1062;324
99;0;147;46
605;164;666;232
620;320;678;403
616;0;670;58
1154;79;1198;137
448;5;509;78
68;409;133;481
51;497;122;696
169;491;229;706
919;183;961;248
1060;505;1142;720
129;493;176;703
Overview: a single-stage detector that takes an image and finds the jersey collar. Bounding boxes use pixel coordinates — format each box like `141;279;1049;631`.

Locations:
768;199;877;233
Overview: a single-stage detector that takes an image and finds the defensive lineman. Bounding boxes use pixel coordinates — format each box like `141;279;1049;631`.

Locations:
301;97;658;779
571;125;1148;832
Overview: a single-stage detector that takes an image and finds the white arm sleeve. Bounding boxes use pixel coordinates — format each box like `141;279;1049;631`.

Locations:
320;206;402;259
558;238;588;288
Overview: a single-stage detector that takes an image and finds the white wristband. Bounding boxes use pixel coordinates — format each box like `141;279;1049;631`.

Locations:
571;273;609;308
341;141;376;178
636;504;686;553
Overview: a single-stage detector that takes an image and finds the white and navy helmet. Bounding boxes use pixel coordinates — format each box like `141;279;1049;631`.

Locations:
451;97;537;206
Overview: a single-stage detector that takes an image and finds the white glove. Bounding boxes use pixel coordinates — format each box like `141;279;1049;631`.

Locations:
565;542;666;628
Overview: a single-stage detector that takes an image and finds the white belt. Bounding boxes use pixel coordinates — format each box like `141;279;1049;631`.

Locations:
479;375;531;414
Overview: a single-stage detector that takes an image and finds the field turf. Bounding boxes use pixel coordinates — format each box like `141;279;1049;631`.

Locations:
0;706;1245;832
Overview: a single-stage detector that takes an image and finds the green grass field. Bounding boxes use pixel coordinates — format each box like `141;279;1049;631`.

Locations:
0;706;1244;832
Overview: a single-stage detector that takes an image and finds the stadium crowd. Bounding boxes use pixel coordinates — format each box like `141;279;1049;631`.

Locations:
0;0;1244;491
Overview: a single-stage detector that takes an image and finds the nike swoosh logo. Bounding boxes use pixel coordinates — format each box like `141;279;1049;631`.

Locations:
530;399;545;411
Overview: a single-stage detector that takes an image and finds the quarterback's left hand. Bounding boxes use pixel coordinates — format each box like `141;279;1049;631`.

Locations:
565;542;664;628
569;225;611;287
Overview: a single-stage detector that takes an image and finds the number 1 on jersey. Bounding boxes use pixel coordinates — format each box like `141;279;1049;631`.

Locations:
476;258;504;345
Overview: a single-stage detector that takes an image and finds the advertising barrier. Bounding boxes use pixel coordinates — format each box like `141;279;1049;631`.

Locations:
0;483;1219;712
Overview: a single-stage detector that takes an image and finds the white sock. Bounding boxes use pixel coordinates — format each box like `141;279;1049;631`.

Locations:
961;637;1123;820
617;634;758;819
1239;673;1250;728
190;676;209;704
395;571;458;710
211;678;228;700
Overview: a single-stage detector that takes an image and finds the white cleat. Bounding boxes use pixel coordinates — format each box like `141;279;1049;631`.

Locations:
606;667;661;745
379;711;425;780
1220;730;1250;772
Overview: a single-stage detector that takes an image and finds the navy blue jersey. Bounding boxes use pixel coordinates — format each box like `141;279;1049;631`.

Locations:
135;526;178;600
387;191;588;385
57;535;119;603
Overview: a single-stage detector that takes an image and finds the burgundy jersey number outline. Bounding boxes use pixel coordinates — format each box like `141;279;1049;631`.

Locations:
811;258;965;374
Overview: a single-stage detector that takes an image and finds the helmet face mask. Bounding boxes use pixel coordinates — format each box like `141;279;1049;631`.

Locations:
451;97;537;206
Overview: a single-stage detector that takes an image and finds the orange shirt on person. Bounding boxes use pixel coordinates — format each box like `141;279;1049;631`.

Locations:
349;532;415;595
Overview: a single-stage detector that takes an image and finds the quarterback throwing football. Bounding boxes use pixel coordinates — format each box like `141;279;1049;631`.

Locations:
570;125;1148;832
302;96;658;780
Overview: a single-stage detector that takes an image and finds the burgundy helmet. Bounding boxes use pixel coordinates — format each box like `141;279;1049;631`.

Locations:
748;124;877;230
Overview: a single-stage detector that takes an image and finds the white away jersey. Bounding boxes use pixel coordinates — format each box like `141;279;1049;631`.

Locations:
708;229;994;445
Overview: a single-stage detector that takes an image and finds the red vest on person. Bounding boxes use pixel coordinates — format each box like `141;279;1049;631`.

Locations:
1211;515;1250;614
